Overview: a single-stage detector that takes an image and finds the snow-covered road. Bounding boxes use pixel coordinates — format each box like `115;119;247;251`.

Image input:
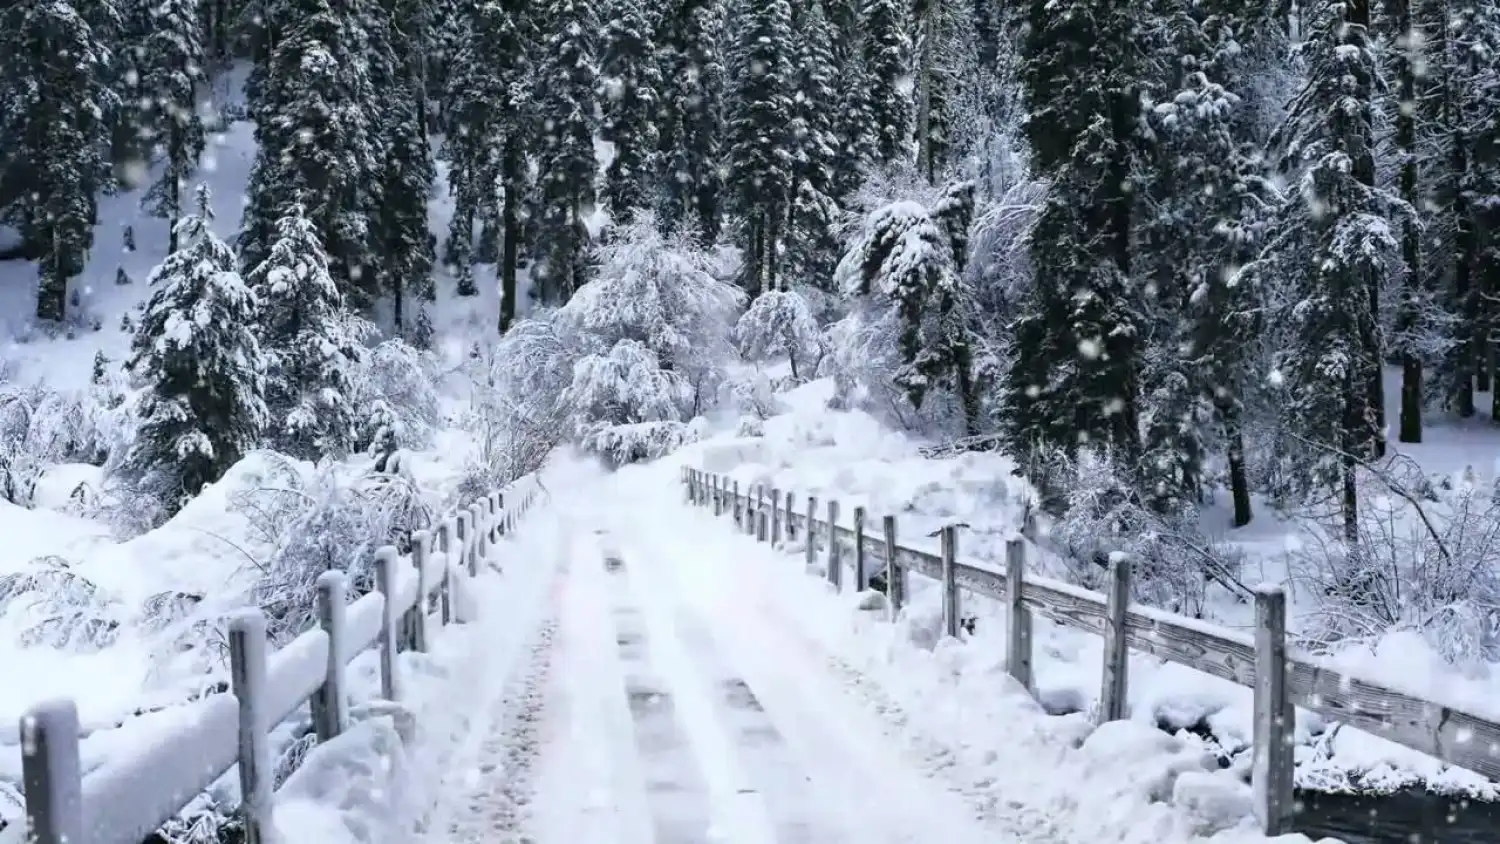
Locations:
432;466;1027;844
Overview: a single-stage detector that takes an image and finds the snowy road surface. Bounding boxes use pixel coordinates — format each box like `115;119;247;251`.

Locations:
431;472;1028;844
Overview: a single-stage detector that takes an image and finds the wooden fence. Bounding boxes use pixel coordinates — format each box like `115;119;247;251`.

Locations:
15;476;542;844
684;468;1500;835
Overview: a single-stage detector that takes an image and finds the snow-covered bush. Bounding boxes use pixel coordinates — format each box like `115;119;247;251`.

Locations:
460;319;574;499
1040;449;1248;618
233;453;435;644
735;288;822;381
1289;463;1500;665
0;556;121;652
349;338;442;453
580;420;701;469
0;382;120;506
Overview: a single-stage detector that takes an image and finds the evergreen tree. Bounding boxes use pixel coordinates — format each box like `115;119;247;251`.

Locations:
725;0;794;297
600;0;663;224
1003;0;1148;463
861;0;912;165
246;205;366;460
655;0;727;242
125;186;267;512
139;0;207;253
0;0;116;323
442;0;534;328
533;0;601;304
783;1;842;288
239;0;382;308
1249;0;1403;540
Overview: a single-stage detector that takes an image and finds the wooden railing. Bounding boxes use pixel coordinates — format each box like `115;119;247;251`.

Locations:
684;468;1500;835
15;475;543;844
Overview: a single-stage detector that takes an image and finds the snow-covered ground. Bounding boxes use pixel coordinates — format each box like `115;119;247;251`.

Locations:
688;376;1500;803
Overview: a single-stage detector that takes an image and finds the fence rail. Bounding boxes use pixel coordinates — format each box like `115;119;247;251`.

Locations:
16;475;542;844
684;468;1500;836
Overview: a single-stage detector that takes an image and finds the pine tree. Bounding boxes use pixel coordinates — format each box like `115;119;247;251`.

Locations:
139;0;207;253
374;0;437;341
599;0;663;224
125;186;267;512
246;205;366;460
442;0;534;327
725;0;795;297
1003;0;1148;463
533;0;601;304
655;0;727;242
861;0;912;165
0;0;117;323
783;1;842;289
1250;0;1404;541
239;0;382;309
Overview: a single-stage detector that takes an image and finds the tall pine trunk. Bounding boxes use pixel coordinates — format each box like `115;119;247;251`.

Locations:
1393;0;1422;442
499;140;521;334
1349;0;1386;458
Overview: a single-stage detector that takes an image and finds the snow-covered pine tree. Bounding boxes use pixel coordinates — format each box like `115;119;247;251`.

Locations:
533;0;601;304
239;0;382;309
860;0;912;166
139;0;207;253
836;182;988;434
654;0;727;242
0;0;116;323
125;186;267;513
783;1;842;289
599;0;663;225
374;0;437;343
246;204;367;460
725;0;794;296
1003;0;1148;465
442;0;534;326
1248;0;1405;540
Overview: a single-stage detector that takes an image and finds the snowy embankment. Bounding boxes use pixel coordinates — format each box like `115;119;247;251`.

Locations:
684;377;1500;804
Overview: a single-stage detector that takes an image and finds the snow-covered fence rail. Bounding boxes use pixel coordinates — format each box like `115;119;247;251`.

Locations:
685;468;1500;836
14;476;542;844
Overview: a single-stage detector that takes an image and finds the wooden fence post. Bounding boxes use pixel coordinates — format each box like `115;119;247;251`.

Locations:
312;571;348;742
228;611;273;844
713;476;722;516
19;699;83;844
375;546;401;701
746;485;758;536
1253;585;1294;835
805;496;818;566
412;529;432;652
1098;556;1131;724
940;525;959;638
770;487;781;543
883;515;903;619
827;500;841;589
497;493;507;537
468;503;484;576
438;519;453;625
489;495;500;544
1005;539;1033;691
733;480;742;527
852;507;866;590
786;488;798;542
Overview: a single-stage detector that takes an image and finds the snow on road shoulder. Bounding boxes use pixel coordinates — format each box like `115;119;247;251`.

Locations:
274;459;580;844
612;456;1322;844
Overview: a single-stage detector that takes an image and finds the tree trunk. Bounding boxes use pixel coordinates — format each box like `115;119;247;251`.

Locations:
499;140;521;334
1227;424;1253;528
1394;0;1422;443
1348;0;1386;458
1453;128;1476;417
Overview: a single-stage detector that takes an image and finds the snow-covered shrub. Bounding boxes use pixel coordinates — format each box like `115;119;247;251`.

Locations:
735;289;822;381
350;338;441;453
234;454;435;644
1041;450;1248;618
0;382;120;506
1289;464;1500;664
718;369;779;420
554;215;742;461
0;556;121;652
581;420;700;469
460;320;575;498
